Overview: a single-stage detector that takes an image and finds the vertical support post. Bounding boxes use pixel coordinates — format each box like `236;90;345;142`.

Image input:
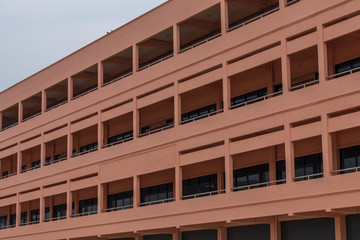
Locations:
40;187;44;223
220;0;228;34
67;123;72;159
321;114;332;178
279;0;286;10
317;24;328;83
67;180;72;218
222;63;230;112
218;227;227;240
334;216;347;240
40;133;45;167
68;77;73;101
19;102;23;123
17;142;21;174
269;146;277;182
281;39;291;94
284;123;294;184
16;193;20;227
133;44;139;73
224;139;233;193
270;216;281;240
173;24;180;56
175;150;182;201
174;81;181;127
98;111;103;149
41;89;46;113
98;62;104;87
0;112;2;130
133;98;139;139
217;159;224;191
98;183;104;214
133;176;140;208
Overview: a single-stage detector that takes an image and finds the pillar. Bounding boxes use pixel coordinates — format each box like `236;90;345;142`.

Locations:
50;196;54;220
98;183;105;214
174;81;181;127
67;180;72;218
284;124;294;183
98;111;103;148
270;216;281;240
317;24;328;83
0;112;2;130
16;193;20;227
19;101;23;123
220;0;228;34
133;176;140;208
222;62;230;111
218;227;227;240
175;159;183;201
133;98;139;139
281;39;291;94
217;159;224;191
334;216;347;240
68;77;73;101
40;133;45;166
173;24;180;56
321;114;333;177
98;61;104;87
224;139;233;193
279;0;286;10
41;89;46;113
40;187;45;223
133;44;139;72
67;124;72;159
17;142;21;174
269;146;277;182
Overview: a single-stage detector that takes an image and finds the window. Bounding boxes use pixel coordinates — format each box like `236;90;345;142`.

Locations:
335;57;360;77
141;183;173;205
340;145;360;172
274;85;283;93
30;209;39;224
79;142;98;154
181;104;217;123
20;212;27;225
0;216;7;229
10;214;16;227
233;164;269;190
21;165;27;173
294;153;323;181
108;131;133;144
182;174;217;198
276;160;286;183
107;190;133;210
44;207;50;221
53;204;67;219
78;197;97;215
2;171;9;178
45;157;51;165
231;88;268;109
31;160;41;169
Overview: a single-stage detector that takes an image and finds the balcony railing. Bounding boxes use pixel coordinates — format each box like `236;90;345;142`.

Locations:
138;53;174;71
1;172;17;179
294;173;323;181
230;91;282;110
1;122;18;131
45;216;67;222
233;179;286;191
139;198;174;207
0;224;16;230
71;210;97;218
289;79;319;91
44;156;67;166
103;204;133;213
286;0;302;6
180;33;221;54
182;189;225;200
181;109;223;125
45;100;68;112
72;87;98;100
21;165;41;173
331;166;360;175
103;136;134;148
22;111;42;123
228;6;279;32
103;72;133;87
20;220;40;226
72;147;98;157
138;124;174;138
327;66;360;80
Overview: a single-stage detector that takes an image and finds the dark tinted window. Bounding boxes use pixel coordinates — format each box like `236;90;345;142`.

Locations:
108;190;133;209
346;214;360;240
79;197;97;214
182;174;217;198
0;216;7;229
108;131;133;144
281;218;335;240
182;229;217;240
141;183;173;204
143;234;172;240
276;160;286;182
53;204;67;219
340;145;360;172
228;224;270;240
335;57;360;77
294;153;323;181
231;88;268;108
181;104;217;123
233;164;269;190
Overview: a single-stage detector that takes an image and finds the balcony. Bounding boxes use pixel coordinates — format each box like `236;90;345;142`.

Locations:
103;112;133;148
71;187;98;218
228;0;279;31
72;125;98;157
138;27;173;71
20;199;40;227
103;47;133;86
45;79;68;112
72;64;98;100
21;92;42;122
103;178;133;213
0;205;16;230
0;153;17;180
21;145;41;173
179;4;221;53
1;104;18;131
45;136;67;166
44;193;67;222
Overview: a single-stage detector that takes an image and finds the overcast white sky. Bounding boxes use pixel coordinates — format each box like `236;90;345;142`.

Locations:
0;0;167;92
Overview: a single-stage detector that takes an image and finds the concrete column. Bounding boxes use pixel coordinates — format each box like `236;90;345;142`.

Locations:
133;98;139;139
173;24;180;56
224;139;233;193
41;89;46;113
98;61;104;87
0;112;2;130
67;180;72;218
40;133;45;166
68;77;73;101
220;0;228;34
217;159;224;191
218;227;227;240
281;39;291;94
67;124;72;159
284;124;294;183
40;187;45;223
321;114;333;178
269;146;277;182
16;193;20;227
133;44;139;72
17;142;21;174
19;101;23;123
98;111;103;148
279;0;286;10
174;81;181;127
175;155;183;201
317;24;328;83
222;62;230;111
335;216;347;240
270;216;281;240
133;176;140;208
98;183;104;214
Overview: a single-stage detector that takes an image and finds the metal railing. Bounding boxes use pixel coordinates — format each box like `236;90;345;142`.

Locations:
21;165;41;173
138;124;174;137
327;66;360;80
285;0;302;6
72;147;98;157
20;220;40;226
138;54;174;71
1;172;17;179
331;166;360;175
103;205;133;213
103;136;134;148
139;198;174;207
181;109;224;125
182;189;225;200
71;211;97;218
230;91;283;110
103;72;133;87
45;100;68;112
289;79;319;91
22;112;42;123
180;33;221;53
228;7;279;32
45;216;67;222
44;157;67;166
72;87;98;100
0;224;16;230
233;179;286;191
294;172;323;181
1;122;18;131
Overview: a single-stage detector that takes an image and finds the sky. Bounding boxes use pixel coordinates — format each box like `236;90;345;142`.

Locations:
0;0;168;92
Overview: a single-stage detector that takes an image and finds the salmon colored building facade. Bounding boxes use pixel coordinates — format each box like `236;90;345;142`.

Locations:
1;0;360;239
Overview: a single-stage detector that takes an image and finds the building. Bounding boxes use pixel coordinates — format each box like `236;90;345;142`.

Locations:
0;0;360;239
